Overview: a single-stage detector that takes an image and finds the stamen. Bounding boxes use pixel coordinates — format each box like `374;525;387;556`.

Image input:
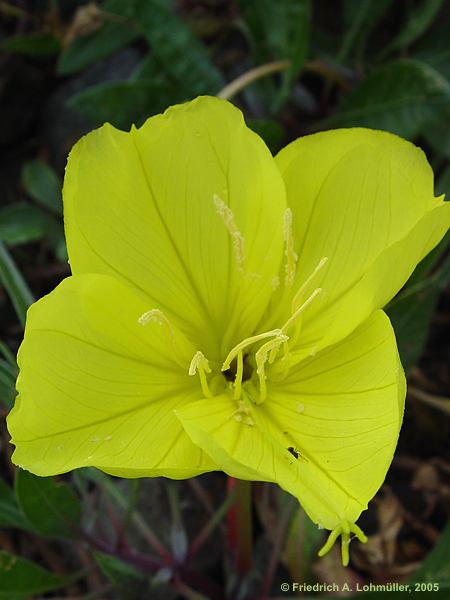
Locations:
283;208;298;287
138;309;165;326
255;335;288;403
213;194;245;272
189;351;212;398
222;329;282;372
318;520;368;566
233;351;244;400
281;288;322;335
291;257;328;311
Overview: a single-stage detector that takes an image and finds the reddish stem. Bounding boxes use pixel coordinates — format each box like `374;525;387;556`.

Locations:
227;477;253;574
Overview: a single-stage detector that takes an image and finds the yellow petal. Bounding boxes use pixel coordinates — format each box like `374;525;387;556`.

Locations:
7;275;216;478
64;96;286;362
264;128;449;356
177;311;404;533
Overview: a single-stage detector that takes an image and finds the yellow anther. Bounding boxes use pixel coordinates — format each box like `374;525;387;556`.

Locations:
189;351;212;398
221;329;282;372
291;257;328;311
213;194;245;272
138;309;166;326
318;521;368;566
283;208;298;287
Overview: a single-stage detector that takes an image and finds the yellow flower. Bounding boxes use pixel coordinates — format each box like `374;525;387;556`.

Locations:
7;97;450;565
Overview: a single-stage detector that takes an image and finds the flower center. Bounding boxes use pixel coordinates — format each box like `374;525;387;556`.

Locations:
188;255;329;405
221;285;323;404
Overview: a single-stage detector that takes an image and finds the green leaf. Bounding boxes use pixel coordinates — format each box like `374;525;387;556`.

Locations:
21;161;62;216
68;79;182;129
0;480;32;531
0;340;17;368
0;241;34;327
0;202;59;245
134;0;224;95
15;470;81;539
247;118;284;153
380;0;444;58
0;358;16;410
283;506;323;581
2;32;60;57
388;249;450;373
57;7;139;75
94;552;144;585
414;20;450;80
131;54;163;81
341;0;393;64
327;59;450;138
238;0;311;110
437;164;450;196
411;519;450;586
0;551;70;600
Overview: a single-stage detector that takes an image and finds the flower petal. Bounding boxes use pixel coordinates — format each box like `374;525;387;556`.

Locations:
267;128;449;356
64;96;286;361
262;311;404;525
7;274;216;478
177;311;404;532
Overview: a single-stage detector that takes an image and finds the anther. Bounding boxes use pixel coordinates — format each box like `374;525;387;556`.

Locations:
283;208;297;287
138;309;165;326
213;194;245;272
189;351;212;398
291;257;328;312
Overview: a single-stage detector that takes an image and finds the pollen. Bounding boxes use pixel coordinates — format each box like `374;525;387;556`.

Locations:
138;309;165;326
229;399;254;427
213;194;245;271
271;275;280;291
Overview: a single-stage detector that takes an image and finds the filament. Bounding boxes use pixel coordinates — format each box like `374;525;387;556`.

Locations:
189;351;212;398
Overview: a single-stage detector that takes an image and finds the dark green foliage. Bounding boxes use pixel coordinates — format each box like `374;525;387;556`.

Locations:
2;32;61;57
327;59;450;138
15;470;81;539
68;79;182;129
0;551;71;600
0;480;31;531
94;552;145;585
238;0;311;110
21;161;62;216
0;1;450;598
0;203;58;246
0;242;34;327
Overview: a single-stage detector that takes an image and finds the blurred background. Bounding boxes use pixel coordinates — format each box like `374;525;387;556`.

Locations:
0;1;449;598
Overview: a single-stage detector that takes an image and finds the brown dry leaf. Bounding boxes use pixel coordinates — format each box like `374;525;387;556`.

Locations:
377;489;404;564
412;463;441;492
355;488;404;572
314;546;364;597
63;2;104;46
